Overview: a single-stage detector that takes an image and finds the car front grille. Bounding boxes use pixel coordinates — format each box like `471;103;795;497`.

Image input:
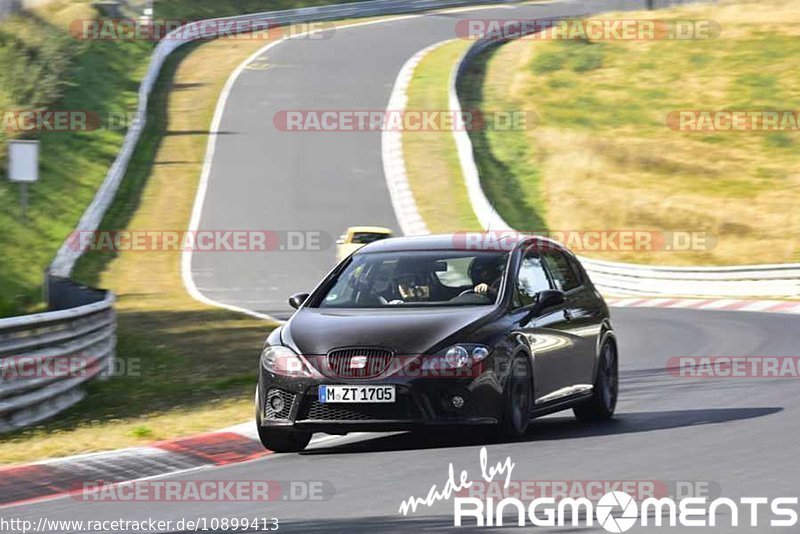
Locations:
265;388;295;420
327;347;393;378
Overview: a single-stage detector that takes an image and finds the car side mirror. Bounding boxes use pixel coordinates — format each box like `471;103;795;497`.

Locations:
521;289;565;325
536;289;565;310
336;236;346;245
288;293;310;309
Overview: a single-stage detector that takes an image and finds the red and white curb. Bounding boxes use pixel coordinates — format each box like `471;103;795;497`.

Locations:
0;423;272;509
606;297;800;315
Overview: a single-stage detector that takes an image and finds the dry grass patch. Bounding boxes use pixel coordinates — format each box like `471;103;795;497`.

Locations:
469;0;800;265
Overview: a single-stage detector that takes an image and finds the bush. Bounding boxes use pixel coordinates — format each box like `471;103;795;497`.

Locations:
0;15;76;110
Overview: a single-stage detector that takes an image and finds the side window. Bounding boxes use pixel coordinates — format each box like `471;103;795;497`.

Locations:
565;254;586;287
515;251;551;307
542;251;581;292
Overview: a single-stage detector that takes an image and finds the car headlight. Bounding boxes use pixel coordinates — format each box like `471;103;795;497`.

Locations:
422;344;491;370
444;346;470;368
260;345;316;377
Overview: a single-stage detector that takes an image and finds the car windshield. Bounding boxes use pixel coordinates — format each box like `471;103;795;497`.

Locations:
351;232;390;244
315;250;509;308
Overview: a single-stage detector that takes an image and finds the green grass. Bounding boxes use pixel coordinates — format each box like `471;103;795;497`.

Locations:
403;40;482;233
462;0;800;265
0;2;153;318
0;34;274;465
459;45;547;233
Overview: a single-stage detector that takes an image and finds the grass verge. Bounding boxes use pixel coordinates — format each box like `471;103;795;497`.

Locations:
463;0;800;265
0;1;153;317
0;33;279;466
403;40;481;233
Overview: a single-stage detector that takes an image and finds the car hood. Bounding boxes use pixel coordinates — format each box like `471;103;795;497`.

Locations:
282;306;496;356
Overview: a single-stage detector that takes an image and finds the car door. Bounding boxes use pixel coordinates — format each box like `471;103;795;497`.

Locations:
540;249;600;388
509;246;566;401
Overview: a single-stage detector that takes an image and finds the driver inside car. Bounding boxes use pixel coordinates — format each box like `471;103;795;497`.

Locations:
389;261;434;304
397;277;431;301
471;256;506;300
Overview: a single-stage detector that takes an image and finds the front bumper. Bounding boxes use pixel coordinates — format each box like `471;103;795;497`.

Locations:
257;366;503;434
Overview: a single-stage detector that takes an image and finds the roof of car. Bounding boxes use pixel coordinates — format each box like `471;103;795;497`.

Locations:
347;226;393;234
357;233;563;254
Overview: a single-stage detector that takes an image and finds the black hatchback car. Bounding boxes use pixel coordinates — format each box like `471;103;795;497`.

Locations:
256;234;618;452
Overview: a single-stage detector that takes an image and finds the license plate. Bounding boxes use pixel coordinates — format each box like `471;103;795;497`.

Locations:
318;385;396;403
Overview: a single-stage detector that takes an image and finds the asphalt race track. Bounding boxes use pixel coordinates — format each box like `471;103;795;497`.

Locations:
188;0;600;318
6;308;799;532
6;1;799;532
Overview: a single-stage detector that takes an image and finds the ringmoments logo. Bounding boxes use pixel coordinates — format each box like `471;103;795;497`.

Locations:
595;492;638;533
398;448;800;531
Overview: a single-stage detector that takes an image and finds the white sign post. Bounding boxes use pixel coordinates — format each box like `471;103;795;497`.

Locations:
8;140;39;221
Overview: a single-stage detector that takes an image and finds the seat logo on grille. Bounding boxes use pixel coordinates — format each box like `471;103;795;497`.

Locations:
350;355;368;369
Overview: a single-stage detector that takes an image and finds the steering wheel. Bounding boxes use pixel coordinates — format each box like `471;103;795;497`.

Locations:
458;289;476;297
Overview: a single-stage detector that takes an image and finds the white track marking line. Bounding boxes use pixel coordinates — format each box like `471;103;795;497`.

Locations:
382;40;457;236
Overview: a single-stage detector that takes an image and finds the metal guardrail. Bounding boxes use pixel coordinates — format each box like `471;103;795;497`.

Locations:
449;4;800;299
580;258;800;297
0;276;115;433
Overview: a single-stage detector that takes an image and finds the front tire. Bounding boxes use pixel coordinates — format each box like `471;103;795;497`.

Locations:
573;340;618;422
500;354;533;438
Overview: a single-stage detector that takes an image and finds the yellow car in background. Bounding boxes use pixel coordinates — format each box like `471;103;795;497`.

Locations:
335;226;393;262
